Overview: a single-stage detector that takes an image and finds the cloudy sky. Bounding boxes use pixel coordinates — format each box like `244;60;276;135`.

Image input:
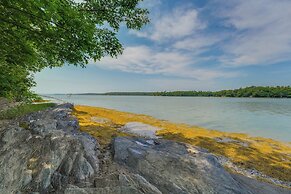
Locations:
35;0;291;94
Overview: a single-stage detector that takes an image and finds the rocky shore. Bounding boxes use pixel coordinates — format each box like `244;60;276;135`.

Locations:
0;104;290;193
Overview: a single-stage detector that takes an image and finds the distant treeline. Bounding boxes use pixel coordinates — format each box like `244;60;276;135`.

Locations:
96;86;291;98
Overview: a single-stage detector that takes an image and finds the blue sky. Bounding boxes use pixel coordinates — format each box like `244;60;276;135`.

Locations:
34;0;291;94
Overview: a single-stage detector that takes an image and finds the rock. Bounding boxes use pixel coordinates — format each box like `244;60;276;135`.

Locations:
0;103;100;193
91;117;111;124
0;97;20;113
0;97;10;112
20;103;80;136
56;103;74;110
215;137;249;147
113;137;291;194
119;122;160;138
231;173;291;194
1;103;290;194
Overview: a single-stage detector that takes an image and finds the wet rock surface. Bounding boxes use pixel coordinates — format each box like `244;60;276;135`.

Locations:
0;103;290;194
119;122;161;138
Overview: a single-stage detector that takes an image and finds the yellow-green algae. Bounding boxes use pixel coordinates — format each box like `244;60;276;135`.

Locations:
73;105;291;182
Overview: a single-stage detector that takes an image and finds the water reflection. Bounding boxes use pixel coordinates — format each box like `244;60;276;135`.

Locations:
236;100;291;115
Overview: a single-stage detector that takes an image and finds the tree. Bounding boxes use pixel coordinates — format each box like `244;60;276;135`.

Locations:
0;63;37;101
0;0;149;100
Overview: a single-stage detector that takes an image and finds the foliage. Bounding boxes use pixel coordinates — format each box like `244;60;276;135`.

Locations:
0;63;38;101
0;0;149;101
100;86;291;98
0;103;56;120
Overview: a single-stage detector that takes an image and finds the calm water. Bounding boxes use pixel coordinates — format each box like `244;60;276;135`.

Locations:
48;95;291;142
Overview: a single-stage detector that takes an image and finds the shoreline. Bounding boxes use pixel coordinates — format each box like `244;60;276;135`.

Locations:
1;102;290;193
74;104;291;188
43;95;291;142
50;93;291;99
73;104;291;143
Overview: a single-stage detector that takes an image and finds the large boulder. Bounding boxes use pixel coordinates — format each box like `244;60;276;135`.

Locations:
0;104;100;193
112;137;290;194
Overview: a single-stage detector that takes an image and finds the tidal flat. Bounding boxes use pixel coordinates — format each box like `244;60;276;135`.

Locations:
74;105;291;187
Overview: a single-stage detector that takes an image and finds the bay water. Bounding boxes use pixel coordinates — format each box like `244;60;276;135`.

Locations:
48;95;291;142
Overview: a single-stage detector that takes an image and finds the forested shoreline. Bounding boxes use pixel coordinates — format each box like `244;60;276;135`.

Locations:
77;86;291;98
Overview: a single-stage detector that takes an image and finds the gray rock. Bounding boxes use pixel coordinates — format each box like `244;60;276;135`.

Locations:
0;104;100;193
1;103;290;194
215;137;249;147
56;103;74;110
113;137;291;194
91;117;111;124
0;97;21;113
119;122;160;138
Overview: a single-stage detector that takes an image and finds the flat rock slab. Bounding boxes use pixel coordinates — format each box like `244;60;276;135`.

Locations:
91;117;111;124
113;137;291;194
119;122;161;138
215;137;249;147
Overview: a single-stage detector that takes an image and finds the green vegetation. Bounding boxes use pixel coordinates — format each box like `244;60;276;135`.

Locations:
96;86;291;98
0;103;56;120
0;0;148;101
0;64;38;101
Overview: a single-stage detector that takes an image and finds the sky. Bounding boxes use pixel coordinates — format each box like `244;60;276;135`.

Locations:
34;0;291;94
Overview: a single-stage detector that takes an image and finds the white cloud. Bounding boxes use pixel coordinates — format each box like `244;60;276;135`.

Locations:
173;35;221;51
216;0;291;66
139;0;162;9
135;0;291;67
92;0;291;80
133;6;205;41
92;46;235;80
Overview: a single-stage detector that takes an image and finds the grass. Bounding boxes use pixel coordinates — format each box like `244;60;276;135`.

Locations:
73;105;291;183
0;103;56;120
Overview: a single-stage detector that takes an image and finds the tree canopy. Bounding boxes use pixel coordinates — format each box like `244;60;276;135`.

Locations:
97;86;291;98
0;0;149;101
